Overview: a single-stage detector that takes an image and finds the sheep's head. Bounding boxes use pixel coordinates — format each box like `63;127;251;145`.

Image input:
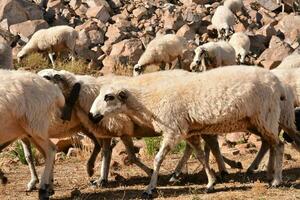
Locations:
236;50;248;64
133;64;144;76
89;86;128;124
190;47;208;72
219;25;234;40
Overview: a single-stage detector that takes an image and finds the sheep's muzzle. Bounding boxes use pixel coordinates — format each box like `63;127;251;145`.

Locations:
88;113;103;124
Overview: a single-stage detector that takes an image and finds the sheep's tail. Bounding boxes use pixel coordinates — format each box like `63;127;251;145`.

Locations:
282;108;300;152
56;87;65;109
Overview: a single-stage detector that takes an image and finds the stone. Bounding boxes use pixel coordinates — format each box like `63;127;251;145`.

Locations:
51;138;74;153
132;6;147;21
163;11;184;31
256;36;293;69
86;6;110;23
275;14;300;45
9;19;49;39
0;0;43;26
176;24;195;41
69;0;82;10
225;132;247;144
88;29;105;45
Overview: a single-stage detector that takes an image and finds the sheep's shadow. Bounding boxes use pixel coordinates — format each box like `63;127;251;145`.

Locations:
53;185;252;200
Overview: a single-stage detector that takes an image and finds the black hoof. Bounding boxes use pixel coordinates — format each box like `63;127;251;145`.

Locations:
236;162;243;169
98;179;108;187
204;187;215;194
246;169;254;176
38;188;50;200
141;192;153;199
0;176;8;185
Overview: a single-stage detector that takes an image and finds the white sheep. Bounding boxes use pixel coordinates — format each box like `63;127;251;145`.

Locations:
229;32;251;64
133;34;187;76
90;65;286;197
0;69;65;200
190;41;236;72
0;42;13;69
224;0;245;14
276;53;300;69
17;25;79;68
211;6;235;39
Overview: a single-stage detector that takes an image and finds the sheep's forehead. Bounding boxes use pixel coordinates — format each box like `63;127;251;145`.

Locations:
37;69;58;77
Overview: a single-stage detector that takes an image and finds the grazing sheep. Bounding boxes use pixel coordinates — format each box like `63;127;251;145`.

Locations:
17;25;79;68
190;41;236;72
211;6;235;39
276;53;300;69
133;34;187;76
0;42;13;69
224;0;245;14
229;32;251;64
0;69;65;200
89;65;286;197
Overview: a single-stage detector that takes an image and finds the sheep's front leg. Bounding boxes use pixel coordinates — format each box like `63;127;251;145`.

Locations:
186;136;216;192
21;138;39;191
85;132;102;177
93;138;112;187
142;137;175;198
48;52;56;68
169;143;193;183
121;136;153;176
247;140;269;174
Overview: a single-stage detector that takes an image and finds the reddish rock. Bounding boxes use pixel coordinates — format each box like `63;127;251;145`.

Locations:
9;19;49;39
86;6;110;23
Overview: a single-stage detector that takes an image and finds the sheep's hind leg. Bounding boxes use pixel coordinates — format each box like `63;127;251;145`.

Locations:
31;137;56;200
186;136;216;193
121;136;153;176
169;143;193;183
0;141;13;184
93;138;112;187
142;136;177;198
269;142;284;187
21;138;39;191
246;139;269;174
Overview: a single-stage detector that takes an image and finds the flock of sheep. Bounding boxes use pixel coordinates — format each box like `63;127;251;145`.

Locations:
1;0;300;200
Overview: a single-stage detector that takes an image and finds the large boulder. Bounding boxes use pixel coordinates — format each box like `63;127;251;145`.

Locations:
0;0;43;27
9;19;49;39
275;14;300;46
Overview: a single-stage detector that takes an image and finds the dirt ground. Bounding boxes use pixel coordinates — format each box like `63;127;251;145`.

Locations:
1;143;300;200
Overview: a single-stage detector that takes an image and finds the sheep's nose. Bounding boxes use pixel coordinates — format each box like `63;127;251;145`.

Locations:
195;60;201;65
88;112;103;124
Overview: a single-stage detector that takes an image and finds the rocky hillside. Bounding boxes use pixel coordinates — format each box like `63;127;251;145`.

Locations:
0;0;300;75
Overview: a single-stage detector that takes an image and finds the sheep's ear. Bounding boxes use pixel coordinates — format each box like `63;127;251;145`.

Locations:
61;82;81;121
117;90;128;102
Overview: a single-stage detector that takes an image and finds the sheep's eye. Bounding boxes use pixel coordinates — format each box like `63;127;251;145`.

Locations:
104;94;115;102
43;75;51;80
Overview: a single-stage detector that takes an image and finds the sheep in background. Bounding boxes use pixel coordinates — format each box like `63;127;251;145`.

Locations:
211;6;235;39
0;69;65;200
229;32;251;64
17;25;78;68
133;34;187;76
276;53;300;69
190;41;236;72
90;66;286;197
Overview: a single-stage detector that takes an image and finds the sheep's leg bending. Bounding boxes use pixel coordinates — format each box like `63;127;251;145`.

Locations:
31;137;56;200
186;136;216;193
169;143;193;183
121;136;153;176
247;140;269;174
142;137;175;198
21;138;39;191
48;52;56;68
93;138;112;187
85;132;102;177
